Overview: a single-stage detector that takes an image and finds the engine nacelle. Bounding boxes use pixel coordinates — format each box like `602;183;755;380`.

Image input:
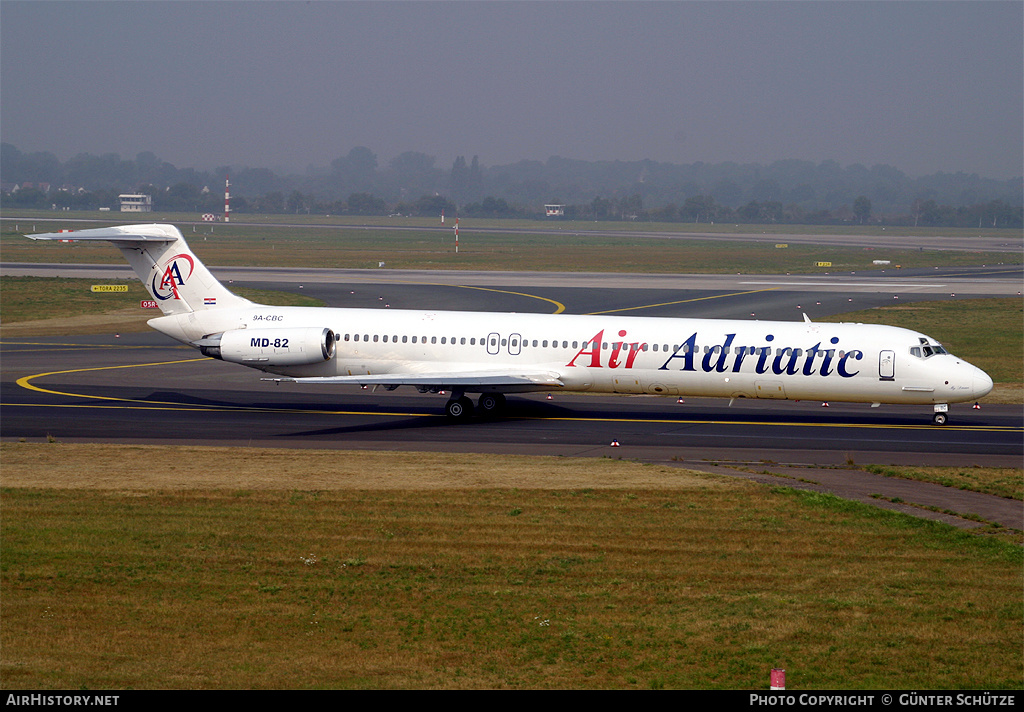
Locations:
200;327;336;366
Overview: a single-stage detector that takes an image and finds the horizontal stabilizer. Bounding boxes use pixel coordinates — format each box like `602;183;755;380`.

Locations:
27;224;181;243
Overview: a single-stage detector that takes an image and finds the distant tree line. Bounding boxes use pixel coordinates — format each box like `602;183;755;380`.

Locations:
2;142;1021;228
554;193;1021;229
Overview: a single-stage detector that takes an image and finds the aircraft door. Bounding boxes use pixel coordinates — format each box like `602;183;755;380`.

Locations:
879;350;895;380
486;332;500;356
508;333;522;356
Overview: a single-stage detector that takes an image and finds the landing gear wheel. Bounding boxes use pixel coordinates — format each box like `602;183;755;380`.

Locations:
932;412;948;426
477;393;506;417
445;396;474;419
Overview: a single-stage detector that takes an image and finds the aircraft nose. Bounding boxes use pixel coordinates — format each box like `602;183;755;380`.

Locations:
973;367;994;399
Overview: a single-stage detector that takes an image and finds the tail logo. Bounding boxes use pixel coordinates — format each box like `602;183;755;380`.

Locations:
151;253;195;300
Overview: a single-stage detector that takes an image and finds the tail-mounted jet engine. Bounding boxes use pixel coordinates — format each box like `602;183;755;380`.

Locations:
198;327;336;366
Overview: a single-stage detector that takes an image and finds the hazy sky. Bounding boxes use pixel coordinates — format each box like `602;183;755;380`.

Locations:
2;1;1021;178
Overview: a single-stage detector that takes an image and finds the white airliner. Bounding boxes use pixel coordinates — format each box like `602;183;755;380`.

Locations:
28;223;993;425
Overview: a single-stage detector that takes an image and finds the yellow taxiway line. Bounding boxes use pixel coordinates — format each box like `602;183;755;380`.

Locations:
10;359;1019;433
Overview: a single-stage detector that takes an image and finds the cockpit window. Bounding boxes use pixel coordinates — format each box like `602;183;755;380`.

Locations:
912;338;949;359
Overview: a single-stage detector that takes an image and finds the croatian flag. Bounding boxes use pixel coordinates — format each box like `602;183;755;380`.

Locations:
204;297;216;306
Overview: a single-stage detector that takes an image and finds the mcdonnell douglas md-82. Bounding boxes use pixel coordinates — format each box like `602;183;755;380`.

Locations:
28;223;993;425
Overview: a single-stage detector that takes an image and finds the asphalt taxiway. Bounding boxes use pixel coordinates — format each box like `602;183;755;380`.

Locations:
3;330;1018;462
2;264;1021;527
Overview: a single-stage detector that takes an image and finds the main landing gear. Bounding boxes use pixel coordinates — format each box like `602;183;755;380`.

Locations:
444;392;507;419
444;395;473;419
476;393;506;417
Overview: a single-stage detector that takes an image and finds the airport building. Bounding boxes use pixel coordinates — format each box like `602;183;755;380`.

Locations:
119;194;152;212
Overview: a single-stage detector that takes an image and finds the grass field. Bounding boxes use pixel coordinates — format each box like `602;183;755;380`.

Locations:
0;276;324;324
1;443;1020;690
3;216;1019;273
860;464;1022;501
0;277;326;337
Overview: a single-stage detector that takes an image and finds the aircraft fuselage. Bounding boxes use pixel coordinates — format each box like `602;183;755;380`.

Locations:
150;303;993;406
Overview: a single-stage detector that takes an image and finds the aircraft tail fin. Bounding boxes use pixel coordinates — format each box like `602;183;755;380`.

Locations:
26;223;251;316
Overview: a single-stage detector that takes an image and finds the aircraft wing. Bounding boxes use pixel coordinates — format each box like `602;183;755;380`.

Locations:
264;369;564;391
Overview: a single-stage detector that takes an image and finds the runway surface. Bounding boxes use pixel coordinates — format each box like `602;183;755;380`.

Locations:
2;263;1021;529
